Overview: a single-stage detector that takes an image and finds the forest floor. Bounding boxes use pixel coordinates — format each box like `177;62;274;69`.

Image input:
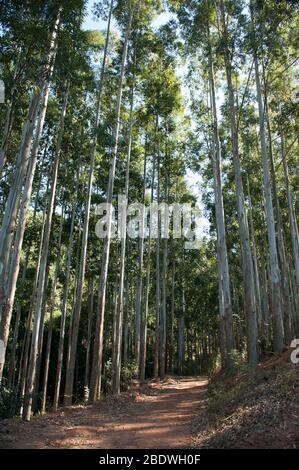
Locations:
0;351;298;449
0;377;207;449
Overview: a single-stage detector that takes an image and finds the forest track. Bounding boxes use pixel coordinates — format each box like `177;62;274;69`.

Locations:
0;376;208;449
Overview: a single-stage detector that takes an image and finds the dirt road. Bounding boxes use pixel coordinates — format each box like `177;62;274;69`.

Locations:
0;377;208;449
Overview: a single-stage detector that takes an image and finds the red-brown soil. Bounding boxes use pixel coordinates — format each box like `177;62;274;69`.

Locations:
1;355;298;450
0;377;208;449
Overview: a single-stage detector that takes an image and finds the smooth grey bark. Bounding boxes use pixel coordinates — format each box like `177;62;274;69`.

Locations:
33;264;50;410
246;177;262;334
0;104;45;384
0;12;61;326
41;209;64;414
0;92;40;323
64;221;82;395
64;0;113;406
252;47;284;352
154;143;160;380
160;233;167;379
123;320;128;368
122;276;129;368
83;276;95;402
18;203;47;412
169;257;175;375
23;83;69;421
112;80;134;394
139;152;156;382
219;0;258;367
260;250;270;346
0;14;61;382
281;130;299;302
135;143;147;374
264;97;293;342
7;226;33;388
160;172;168;380
0;145;50;383
40;299;53;414
178;278;185;375
288;258;299;330
112;283;118;368
207;38;234;363
52;190;78;411
8;158;46;362
63;143;94;404
90;4;134;403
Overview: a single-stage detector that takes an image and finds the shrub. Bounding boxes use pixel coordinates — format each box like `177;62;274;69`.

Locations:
120;361;138;390
0;380;22;419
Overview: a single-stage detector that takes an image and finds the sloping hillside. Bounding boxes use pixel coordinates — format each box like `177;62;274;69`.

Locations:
192;350;299;449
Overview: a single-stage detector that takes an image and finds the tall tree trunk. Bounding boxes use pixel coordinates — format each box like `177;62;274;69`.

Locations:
208;35;234;364
83;276;95;402
0;14;61;381
90;4;134;403
1;160;49;384
41;209;64;414
281;130;299;302
246;177;262;341
219;0;258;367
22;83;69;420
64;222;82;397
264;91;293;343
7;162;46;381
178;263;185;375
154;141;160;380
18;203;48;411
32;264;50;412
135;141;147;375
63;1;113;405
0;12;61;324
53;189;78;411
0;92;40;322
122;276;129;368
139;151;156;382
0;89;40;259
252;34;284;351
63;0;113;405
112;78;134;394
160;172;168;379
169;257;175;375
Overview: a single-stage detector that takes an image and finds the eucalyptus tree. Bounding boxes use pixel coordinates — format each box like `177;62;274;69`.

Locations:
89;0;136;402
247;0;299;335
0;0;56;178
249;0;284;352
111;51;136;393
216;0;258;367
169;0;234;366
64;0;113;407
0;0;298;421
40;207;64;414
22;83;70;420
50;25;102;409
0;6;62;382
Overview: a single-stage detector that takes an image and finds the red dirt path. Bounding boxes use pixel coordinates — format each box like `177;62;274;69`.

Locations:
0;377;208;449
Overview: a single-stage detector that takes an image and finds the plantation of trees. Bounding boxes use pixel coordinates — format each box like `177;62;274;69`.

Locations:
0;0;298;450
